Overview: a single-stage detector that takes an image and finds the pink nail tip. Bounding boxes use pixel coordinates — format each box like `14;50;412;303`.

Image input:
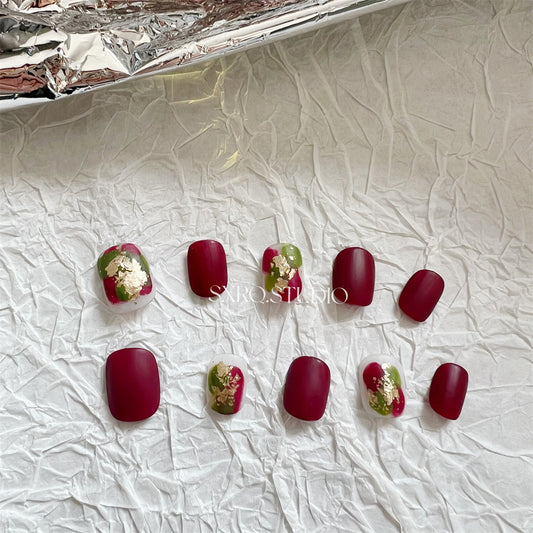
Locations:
97;243;154;313
399;269;444;322
358;357;406;418
263;243;302;302
332;247;375;306
106;348;160;422
207;357;246;415
429;363;468;420
187;240;228;298
283;356;330;421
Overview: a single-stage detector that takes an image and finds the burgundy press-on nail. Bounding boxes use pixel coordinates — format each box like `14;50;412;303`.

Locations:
283;356;330;421
399;269;444;322
429;363;468;420
106;348;160;422
187;240;227;298
332;247;375;306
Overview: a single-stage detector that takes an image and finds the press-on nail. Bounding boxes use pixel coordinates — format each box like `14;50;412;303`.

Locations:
187;240;227;297
399;269;444;322
429;363;468;420
283;356;330;421
263;243;302;302
207;357;246;415
359;357;406;418
97;243;154;313
332;247;375;306
106;348;160;422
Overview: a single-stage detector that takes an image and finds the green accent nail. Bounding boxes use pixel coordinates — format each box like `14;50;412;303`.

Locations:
97;249;120;279
281;244;302;269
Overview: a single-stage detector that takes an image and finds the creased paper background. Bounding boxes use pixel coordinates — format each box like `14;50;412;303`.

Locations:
0;0;532;531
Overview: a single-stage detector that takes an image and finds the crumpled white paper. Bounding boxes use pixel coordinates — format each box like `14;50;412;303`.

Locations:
0;0;532;531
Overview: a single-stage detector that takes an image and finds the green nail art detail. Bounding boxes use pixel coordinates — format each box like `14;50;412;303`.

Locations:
97;249;121;279
280;244;302;269
115;284;131;301
367;390;393;416
387;366;402;387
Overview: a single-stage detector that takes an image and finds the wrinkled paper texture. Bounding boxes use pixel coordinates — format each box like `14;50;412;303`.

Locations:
0;0;532;531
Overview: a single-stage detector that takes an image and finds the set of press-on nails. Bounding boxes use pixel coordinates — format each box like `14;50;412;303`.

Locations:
98;240;468;423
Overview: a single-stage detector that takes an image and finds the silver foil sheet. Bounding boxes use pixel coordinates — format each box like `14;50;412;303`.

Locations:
0;0;406;105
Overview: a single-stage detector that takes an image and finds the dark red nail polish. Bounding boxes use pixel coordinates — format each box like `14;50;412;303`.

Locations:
283;356;330;421
106;348;160;422
429;363;468;420
399;269;444;322
332;247;375;306
187;240;228;297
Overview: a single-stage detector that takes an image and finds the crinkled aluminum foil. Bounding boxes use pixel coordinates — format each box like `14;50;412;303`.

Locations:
0;0;406;105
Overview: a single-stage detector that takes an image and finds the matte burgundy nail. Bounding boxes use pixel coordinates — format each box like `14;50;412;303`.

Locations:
187;240;227;297
429;363;468;420
332;247;375;306
399;269;444;322
106;348;160;422
283;356;330;421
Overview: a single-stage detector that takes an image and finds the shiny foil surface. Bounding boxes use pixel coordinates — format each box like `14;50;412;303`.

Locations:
0;0;405;103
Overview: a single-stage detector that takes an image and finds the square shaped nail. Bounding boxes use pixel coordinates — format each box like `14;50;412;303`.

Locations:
332;247;375;306
106;347;160;422
358;357;406;418
283;356;330;421
97;243;154;313
187;240;227;297
262;243;302;302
